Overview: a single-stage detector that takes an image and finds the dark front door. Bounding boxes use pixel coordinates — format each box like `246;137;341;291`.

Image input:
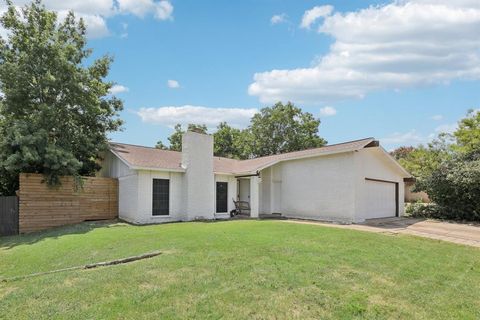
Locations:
216;182;228;213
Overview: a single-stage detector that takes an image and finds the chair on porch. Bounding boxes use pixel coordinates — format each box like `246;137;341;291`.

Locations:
232;198;251;216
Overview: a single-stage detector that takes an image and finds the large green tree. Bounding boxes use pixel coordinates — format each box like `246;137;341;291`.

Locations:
393;135;453;180
0;1;123;194
212;122;243;158
390;146;415;160
245;102;326;158
453;109;480;154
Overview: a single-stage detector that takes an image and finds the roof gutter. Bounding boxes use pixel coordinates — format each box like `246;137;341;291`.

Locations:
234;171;260;178
132;166;186;173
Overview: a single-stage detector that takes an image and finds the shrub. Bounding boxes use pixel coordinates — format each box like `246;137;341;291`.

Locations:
405;202;443;219
416;151;480;221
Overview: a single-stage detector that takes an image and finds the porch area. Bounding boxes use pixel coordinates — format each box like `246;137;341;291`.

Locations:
214;174;260;218
215;167;281;219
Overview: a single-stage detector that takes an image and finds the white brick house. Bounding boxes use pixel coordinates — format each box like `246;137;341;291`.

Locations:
99;131;411;224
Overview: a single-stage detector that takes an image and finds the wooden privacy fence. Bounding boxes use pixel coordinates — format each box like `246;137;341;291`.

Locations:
18;173;118;233
405;181;430;203
0;196;18;236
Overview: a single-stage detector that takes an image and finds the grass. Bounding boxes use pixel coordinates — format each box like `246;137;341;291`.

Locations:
1;220;479;319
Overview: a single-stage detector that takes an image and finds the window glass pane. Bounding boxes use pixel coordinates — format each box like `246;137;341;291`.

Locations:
152;179;169;215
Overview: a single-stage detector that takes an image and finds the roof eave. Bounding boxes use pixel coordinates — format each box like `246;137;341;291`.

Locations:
377;146;412;178
214;171;237;175
109;148;136;170
132;166;186;173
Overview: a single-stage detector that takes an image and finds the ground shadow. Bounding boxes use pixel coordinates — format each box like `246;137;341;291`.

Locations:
0;219;127;250
359;217;426;229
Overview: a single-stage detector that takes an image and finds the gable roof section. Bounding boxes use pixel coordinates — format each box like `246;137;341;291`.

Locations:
110;143;184;172
233;138;377;174
109;138;378;175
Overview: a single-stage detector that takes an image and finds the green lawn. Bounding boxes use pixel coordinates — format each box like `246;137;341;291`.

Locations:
1;220;479;319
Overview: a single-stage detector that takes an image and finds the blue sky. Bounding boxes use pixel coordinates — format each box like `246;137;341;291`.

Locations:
9;0;480;150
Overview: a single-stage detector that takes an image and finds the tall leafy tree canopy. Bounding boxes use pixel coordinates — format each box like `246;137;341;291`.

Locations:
246;102;326;158
0;1;123;195
213;122;243;159
391;135;453;180
453;109;480;154
390;146;415;160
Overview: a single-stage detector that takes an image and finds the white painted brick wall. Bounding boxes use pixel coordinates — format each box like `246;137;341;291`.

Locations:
353;148;406;222
182;132;215;220
278;152;356;222
118;174;139;222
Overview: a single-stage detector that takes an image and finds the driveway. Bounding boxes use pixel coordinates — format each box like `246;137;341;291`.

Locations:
284;217;480;248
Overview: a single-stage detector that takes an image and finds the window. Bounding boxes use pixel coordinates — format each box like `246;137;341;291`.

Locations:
216;182;228;213
152;179;169;216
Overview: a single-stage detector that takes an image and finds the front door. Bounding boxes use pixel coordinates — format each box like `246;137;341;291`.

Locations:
216;182;228;213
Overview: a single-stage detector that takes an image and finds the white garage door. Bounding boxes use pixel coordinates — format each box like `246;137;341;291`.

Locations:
364;179;397;219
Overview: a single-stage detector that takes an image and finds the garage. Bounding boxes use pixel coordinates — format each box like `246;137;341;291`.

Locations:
363;178;398;219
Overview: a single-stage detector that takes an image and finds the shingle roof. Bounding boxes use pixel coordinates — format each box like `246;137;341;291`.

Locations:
110;138;376;175
110;143;184;171
231;138;376;174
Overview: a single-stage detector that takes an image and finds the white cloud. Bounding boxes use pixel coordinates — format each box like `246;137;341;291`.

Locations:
381;130;426;145
300;5;333;29
167;80;180;89
137;106;258;129
117;0;173;20
62;12;110;38
83;15;109;38
319;106;337;116
432;114;443;121
154;1;174;20
0;0;173;39
249;1;480;104
381;122;458;149
43;0;114;17
271;13;287;25
435;123;457;134
109;84;129;94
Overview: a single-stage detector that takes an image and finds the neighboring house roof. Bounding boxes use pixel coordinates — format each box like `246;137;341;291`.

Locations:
110;137;386;175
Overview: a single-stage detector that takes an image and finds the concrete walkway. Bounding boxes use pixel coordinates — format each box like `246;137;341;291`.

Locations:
284;217;480;248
